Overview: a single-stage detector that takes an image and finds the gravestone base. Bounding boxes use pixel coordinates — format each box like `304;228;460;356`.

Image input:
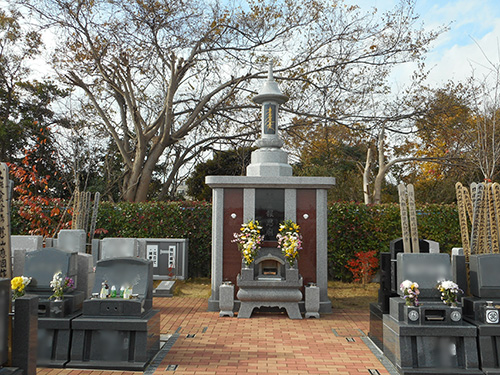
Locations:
68;309;160;371
35;292;85;318
369;302;384;350
37;311;82;367
463;296;500;374
0;368;23;375
383;299;482;375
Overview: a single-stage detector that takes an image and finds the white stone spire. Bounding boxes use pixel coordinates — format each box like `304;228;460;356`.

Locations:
246;63;292;177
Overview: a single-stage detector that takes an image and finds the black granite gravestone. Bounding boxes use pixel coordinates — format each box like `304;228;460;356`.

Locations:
12;295;38;375
383;253;482;374
23;247;85;367
68;257;160;371
0;277;22;375
462;254;500;374
0;279;8;366
369;238;438;350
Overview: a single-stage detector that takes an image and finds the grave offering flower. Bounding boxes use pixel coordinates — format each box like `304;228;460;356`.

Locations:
11;276;31;301
400;280;420;306
437;279;463;307
49;272;75;300
232;220;264;267
276;220;302;267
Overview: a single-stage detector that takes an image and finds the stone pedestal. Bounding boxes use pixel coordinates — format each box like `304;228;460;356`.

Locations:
305;284;320;318
37;311;81;367
219;283;234;317
236;262;303;319
68;309;160;371
13;295;38;375
369;302;384;350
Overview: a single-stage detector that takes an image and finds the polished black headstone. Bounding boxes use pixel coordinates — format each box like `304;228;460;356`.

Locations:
389;238;435;294
12;295;38;375
470;254;500;298
0;279;8;366
397;253;451;299
83;257;153;316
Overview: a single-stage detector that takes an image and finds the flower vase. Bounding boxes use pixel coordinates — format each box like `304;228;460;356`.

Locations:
286;265;299;282
49;299;65;318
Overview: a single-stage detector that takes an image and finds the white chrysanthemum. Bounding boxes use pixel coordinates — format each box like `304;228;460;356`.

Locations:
440;280;457;290
401;280;413;289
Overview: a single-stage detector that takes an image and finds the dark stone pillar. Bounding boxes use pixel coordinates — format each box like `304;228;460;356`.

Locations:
12;295;38;375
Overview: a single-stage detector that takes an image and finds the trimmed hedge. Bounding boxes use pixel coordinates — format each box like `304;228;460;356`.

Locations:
327;203;461;279
11;201;461;280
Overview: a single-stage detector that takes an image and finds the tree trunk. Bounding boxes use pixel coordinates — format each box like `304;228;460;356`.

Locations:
363;147;373;204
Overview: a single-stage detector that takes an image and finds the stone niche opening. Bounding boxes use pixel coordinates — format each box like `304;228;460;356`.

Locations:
255;255;285;281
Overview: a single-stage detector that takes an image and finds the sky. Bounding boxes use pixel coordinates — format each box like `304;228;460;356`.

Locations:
18;0;500;90
350;0;500;89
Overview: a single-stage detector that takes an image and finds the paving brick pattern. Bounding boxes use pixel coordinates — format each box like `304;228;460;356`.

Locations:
37;297;390;375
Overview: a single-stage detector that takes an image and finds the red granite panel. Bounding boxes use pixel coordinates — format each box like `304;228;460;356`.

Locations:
296;189;317;285
222;188;244;287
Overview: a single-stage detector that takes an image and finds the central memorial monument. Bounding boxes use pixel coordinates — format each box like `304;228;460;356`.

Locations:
206;65;335;315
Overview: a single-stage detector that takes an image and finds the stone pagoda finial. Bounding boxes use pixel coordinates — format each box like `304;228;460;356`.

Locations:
246;63;292;177
252;63;288;149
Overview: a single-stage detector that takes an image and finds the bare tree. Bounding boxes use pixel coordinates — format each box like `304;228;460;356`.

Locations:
18;0;441;201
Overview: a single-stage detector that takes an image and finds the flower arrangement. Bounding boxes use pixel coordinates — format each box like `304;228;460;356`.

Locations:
232;220;264;267
400;280;420;306
11;276;32;301
49;272;75;300
437;279;463;307
276;220;302;267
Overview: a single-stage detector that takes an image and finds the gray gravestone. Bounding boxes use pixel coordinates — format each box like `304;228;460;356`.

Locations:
24;247;78;291
397;253;451;299
57;229;86;253
76;253;95;298
11;235;43;252
100;238;138;259
11;235;44;277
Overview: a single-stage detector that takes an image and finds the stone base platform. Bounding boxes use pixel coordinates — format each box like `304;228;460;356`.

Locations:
68;309;160;371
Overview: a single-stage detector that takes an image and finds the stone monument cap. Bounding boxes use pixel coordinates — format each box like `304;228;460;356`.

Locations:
252;64;288;105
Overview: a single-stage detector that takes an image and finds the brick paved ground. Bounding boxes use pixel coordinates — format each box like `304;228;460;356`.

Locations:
37;297;390;375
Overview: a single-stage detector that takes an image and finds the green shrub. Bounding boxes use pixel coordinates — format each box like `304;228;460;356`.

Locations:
11;200;461;280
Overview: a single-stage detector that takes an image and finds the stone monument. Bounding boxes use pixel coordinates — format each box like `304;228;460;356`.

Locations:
462;254;500;374
383;252;482;374
206;65;335;314
68;257;160;370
